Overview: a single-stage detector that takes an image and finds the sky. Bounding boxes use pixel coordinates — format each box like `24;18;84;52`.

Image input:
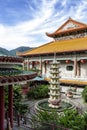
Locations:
0;0;87;50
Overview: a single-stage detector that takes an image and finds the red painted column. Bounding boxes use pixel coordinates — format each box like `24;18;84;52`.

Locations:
0;86;4;130
77;61;81;77
45;62;46;74
40;59;42;76
74;57;77;77
27;61;30;71
8;84;13;128
23;62;25;70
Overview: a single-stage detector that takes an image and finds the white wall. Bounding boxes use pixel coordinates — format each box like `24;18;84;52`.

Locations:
42;63;51;77
36;61;87;79
81;63;87;78
41;62;74;79
60;63;74;78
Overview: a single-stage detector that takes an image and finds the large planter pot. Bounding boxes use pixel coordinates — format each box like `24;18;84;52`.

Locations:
66;92;73;98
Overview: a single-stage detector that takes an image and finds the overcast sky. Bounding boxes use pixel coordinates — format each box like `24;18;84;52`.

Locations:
0;0;87;50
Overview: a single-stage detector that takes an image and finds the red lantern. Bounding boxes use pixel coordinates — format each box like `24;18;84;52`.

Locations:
81;59;85;63
46;61;48;64
35;61;39;64
65;60;69;63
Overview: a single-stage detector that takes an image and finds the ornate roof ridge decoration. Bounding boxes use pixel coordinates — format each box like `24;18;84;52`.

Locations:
46;17;87;37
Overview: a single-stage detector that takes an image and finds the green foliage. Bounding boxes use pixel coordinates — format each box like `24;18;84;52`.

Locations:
32;110;60;130
82;86;87;102
14;64;23;71
16;103;28;115
4;85;28;120
27;85;49;99
0;68;22;76
13;85;28;115
13;85;22;113
33;109;87;130
59;109;85;130
83;111;87;129
13;85;22;103
34;110;59;124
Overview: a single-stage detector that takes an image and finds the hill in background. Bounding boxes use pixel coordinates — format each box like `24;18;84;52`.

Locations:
0;46;33;56
0;47;10;56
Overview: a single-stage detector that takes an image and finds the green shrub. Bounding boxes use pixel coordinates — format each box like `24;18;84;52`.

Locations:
33;109;86;130
83;111;87;129
82;86;87;102
27;85;49;99
59;109;85;130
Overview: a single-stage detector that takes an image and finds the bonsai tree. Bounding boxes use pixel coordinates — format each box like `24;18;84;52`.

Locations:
82;86;87;103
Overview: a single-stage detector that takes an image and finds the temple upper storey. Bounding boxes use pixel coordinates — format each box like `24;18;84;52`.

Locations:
46;18;87;41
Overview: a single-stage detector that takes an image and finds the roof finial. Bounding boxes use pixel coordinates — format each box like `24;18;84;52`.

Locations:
69;17;71;20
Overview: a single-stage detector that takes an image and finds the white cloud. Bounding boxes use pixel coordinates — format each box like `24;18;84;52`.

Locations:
0;0;87;50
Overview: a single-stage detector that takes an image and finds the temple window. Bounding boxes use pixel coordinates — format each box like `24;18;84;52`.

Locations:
66;65;73;71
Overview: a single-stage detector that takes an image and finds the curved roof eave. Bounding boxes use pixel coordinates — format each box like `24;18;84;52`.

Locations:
18;37;87;57
0;72;37;86
22;49;87;57
46;26;87;38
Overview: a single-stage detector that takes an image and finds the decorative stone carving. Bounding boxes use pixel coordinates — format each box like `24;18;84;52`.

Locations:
48;58;61;108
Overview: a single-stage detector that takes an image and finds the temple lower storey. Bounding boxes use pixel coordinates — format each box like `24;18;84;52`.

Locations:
19;53;87;86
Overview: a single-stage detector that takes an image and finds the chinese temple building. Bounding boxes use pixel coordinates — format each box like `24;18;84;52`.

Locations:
17;17;87;86
0;56;37;130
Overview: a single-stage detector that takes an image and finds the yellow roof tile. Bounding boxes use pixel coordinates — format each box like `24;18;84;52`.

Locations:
60;79;87;85
44;78;87;85
18;37;87;56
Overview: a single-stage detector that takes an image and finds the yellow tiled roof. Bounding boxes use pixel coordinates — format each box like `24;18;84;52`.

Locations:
18;37;87;56
44;78;87;85
60;79;87;85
